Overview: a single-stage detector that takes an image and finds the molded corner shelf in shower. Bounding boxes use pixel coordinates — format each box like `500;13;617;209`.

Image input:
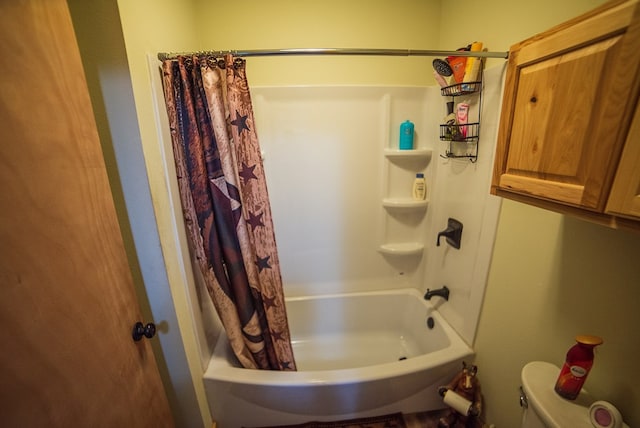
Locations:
377;242;424;256
382;198;429;209
384;148;432;159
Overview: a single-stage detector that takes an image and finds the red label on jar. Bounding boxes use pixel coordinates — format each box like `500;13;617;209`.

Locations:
555;362;590;400
570;365;587;377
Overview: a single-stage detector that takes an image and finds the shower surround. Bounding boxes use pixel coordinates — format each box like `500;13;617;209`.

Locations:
254;85;436;296
244;67;503;343
150;62;503;423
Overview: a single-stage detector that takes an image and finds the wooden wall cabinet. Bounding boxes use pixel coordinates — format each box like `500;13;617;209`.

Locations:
606;100;640;218
492;0;640;229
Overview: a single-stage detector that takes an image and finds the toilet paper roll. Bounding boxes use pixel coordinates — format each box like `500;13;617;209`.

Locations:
443;390;473;415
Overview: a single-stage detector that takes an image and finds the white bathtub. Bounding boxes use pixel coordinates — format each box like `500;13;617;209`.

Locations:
203;288;474;427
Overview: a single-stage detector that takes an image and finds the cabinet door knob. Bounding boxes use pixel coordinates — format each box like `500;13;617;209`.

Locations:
132;322;156;341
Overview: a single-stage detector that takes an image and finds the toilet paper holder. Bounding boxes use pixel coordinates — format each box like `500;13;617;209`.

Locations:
438;388;479;416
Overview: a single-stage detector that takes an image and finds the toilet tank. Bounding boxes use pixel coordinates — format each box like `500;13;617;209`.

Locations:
520;361;594;428
520;384;546;428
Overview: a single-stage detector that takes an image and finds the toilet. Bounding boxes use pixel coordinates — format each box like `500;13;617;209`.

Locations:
520;361;629;428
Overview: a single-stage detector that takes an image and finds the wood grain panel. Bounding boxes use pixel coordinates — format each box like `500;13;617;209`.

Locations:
517;0;635;65
606;100;640;218
505;37;620;182
493;0;640;211
0;1;174;426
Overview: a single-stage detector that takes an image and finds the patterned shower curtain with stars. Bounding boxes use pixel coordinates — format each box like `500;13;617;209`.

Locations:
161;55;296;371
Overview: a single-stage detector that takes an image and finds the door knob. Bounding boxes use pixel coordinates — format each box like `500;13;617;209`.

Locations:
132;322;156;341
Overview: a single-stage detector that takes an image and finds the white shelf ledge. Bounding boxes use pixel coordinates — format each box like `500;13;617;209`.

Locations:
384;148;432;159
377;242;424;256
382;198;429;209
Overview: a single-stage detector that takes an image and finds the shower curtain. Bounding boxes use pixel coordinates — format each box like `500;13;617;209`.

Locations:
161;55;296;370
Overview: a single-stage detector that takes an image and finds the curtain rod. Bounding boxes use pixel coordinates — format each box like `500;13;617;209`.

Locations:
157;48;509;61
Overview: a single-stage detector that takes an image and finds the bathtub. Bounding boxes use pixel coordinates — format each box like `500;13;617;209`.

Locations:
203;288;474;428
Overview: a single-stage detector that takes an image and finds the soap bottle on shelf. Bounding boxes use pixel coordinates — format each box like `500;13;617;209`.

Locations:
412;173;426;201
554;335;603;400
399;120;414;150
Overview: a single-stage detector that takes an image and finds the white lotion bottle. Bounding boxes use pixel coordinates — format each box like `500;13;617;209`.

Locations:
412;173;427;200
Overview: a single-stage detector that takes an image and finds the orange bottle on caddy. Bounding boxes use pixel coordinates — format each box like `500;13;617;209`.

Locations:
554;335;603;400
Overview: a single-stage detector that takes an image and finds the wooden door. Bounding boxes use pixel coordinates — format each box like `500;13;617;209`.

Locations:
0;1;174;427
492;0;640;211
607;100;640;218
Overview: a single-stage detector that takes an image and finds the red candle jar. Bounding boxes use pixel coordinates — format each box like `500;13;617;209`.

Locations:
554;335;603;400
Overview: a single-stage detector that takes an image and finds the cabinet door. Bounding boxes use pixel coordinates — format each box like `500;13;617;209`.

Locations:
606;100;640;218
493;0;640;211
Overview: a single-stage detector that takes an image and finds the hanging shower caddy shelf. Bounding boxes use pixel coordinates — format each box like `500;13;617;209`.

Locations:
439;80;482;162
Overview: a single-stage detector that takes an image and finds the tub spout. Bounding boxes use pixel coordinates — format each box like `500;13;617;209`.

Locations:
424;286;450;301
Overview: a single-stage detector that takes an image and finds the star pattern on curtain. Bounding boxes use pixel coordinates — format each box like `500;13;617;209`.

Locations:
239;162;258;182
256;255;271;272
246;210;265;231
262;293;277;309
231;110;250;133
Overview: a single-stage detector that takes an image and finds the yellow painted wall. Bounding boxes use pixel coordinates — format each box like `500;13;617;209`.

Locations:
438;0;606;70
113;0;213;426
476;201;640;427
194;0;442;86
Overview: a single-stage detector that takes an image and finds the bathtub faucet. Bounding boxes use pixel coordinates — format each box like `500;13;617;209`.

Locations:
424;285;450;301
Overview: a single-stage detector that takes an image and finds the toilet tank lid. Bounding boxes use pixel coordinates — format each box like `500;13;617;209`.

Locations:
521;361;594;428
